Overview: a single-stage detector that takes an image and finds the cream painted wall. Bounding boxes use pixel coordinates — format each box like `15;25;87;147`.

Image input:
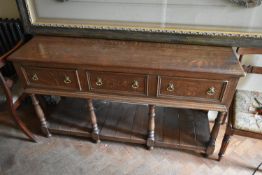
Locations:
0;0;19;18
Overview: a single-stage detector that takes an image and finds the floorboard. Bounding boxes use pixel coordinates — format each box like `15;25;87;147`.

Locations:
0;97;261;175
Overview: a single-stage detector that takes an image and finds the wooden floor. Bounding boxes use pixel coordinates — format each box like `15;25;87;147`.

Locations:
0;97;262;175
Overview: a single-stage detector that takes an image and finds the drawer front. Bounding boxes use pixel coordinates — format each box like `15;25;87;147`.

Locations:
87;71;148;96
158;76;227;101
22;66;81;91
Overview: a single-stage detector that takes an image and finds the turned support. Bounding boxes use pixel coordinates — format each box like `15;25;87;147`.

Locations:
87;99;100;143
147;105;156;150
206;111;226;156
31;94;51;137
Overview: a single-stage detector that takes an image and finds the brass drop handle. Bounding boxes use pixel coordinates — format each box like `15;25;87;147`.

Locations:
32;74;39;81
207;87;216;96
167;82;175;92
96;77;103;86
132;80;139;89
64;76;72;84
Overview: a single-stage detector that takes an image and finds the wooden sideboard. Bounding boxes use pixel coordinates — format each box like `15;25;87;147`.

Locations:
8;36;244;157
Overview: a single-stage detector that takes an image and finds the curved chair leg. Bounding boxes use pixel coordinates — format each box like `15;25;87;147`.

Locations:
206;111;226;156
10;109;37;142
218;134;231;161
0;72;37;142
218;124;233;161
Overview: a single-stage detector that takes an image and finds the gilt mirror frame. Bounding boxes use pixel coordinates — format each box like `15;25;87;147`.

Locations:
16;0;262;47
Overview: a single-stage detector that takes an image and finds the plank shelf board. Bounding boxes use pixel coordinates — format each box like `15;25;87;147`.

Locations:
47;98;93;138
47;98;210;152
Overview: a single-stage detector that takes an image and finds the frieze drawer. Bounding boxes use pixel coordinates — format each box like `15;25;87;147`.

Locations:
157;76;227;102
22;66;82;91
87;71;148;96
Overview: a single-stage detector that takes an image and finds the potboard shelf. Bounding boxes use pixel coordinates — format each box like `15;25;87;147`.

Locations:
47;98;210;152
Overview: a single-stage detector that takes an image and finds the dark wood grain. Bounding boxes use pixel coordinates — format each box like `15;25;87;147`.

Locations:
162;108;180;145
114;104;136;139
23;87;228;111
9;36;244;76
155;107;164;143
9;36;244;112
99;104;124;139
46;98;210;153
47;98;92;137
154;108;210;152
158;76;227;102
130;105;148;142
87;71;148;96
8;36;245;157
179;109;198;147
22;66;82;91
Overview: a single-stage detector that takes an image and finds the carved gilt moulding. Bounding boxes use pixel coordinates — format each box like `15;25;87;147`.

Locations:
16;0;262;47
231;0;261;8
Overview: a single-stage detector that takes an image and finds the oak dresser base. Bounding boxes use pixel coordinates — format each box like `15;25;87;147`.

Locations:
8;36;245;158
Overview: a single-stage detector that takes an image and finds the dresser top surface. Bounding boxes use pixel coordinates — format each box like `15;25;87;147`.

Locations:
9;36;244;76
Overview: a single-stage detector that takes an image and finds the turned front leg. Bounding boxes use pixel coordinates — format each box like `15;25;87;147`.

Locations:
31;94;51;137
206;111;226;156
87;99;100;143
147;105;156;150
